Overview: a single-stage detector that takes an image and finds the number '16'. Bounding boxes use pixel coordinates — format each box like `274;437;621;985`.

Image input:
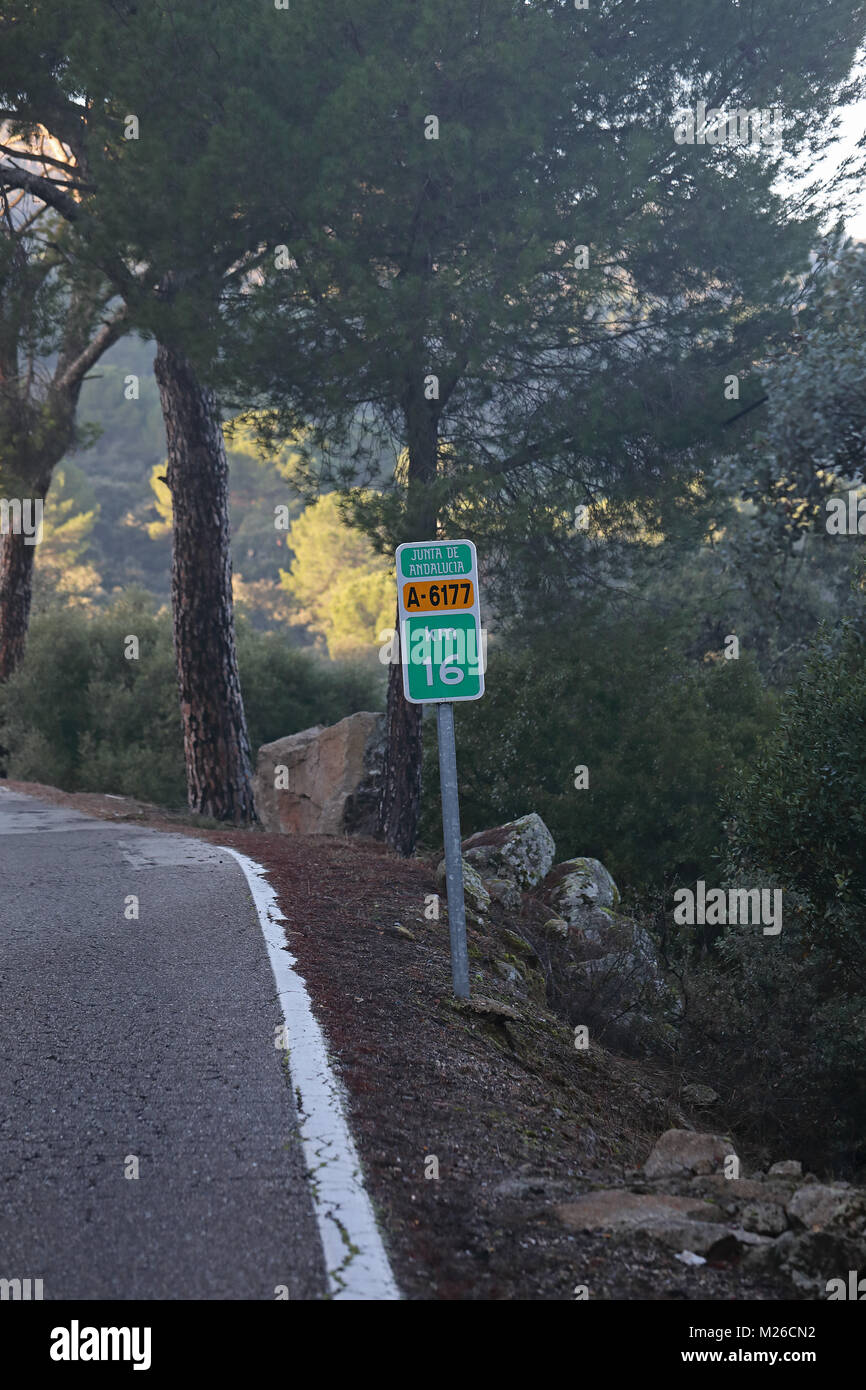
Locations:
424;646;464;686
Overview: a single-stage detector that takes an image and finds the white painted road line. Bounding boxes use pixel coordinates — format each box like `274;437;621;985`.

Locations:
221;847;401;1301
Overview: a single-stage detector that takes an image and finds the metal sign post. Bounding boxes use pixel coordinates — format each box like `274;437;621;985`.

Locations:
436;700;470;998
395;539;485;999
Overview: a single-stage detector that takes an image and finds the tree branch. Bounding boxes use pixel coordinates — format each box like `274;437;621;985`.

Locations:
0;161;81;219
0;141;84;178
54;305;128;395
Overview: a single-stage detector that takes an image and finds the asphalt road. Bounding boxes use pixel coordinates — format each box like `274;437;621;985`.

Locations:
0;788;328;1299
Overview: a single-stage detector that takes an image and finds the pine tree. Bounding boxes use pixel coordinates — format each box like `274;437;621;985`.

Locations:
0;1;272;820
218;0;866;851
0;163;124;680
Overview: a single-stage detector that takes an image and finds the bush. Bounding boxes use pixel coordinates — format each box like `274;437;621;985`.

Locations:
236;621;384;751
723;618;866;941
682;618;866;1172
0;593;383;806
419;605;776;899
0;591;184;802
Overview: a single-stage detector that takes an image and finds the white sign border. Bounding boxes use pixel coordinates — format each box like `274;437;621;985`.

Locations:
395;539;485;705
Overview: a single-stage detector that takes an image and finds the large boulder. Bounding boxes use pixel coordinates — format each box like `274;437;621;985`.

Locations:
744;1229;866;1297
545;855;670;1040
786;1183;866;1234
485;877;523;913
739;1201;788;1237
769;1160;802;1178
461;813;555;890
254;712;385;835
554;1190;766;1259
644;1129;739;1180
548;856;620;921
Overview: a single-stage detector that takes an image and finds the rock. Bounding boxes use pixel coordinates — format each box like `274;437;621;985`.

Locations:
450;995;523;1022
484;877;523;913
461;813;555;889
786;1183;866;1233
555;1189;721;1230
744;1229;866;1297
769;1160;802;1178
494;958;523;987
682;1083;720;1108
541;917;569;939
702;1228;774;1259
499;928;537;959
644;1130;739;1180
494;931;547;1004
547;873;668;1012
548;857;620;920
254;712;384;836
435;857;491;921
575;903;649;948
544;855;662;994
553;1190;764;1259
739;1201;788;1237
566;951;653;1007
690;1173;797;1205
564;933;674;1053
389;923;416;941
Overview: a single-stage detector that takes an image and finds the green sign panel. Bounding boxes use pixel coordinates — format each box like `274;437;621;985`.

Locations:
398;542;473;578
396;540;485;704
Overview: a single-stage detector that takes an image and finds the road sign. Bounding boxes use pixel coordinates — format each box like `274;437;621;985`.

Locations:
394;539;485;999
395;540;484;704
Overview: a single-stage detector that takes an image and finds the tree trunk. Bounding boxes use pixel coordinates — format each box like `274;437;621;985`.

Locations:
378;619;425;854
0;294;125;689
154;342;256;824
377;381;439;854
0;499;43;776
0;522;38;682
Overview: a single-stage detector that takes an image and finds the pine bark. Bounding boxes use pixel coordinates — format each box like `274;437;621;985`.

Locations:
0;483;45;775
154;342;256;824
0;518;39;683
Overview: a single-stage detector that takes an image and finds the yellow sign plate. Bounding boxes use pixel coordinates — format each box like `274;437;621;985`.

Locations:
401;578;475;613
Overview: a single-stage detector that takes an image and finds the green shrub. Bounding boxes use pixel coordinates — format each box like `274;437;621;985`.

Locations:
420;606;776;899
236;622;384;751
682;618;866;1172
0;593;383;806
0;592;184;801
723;619;866;942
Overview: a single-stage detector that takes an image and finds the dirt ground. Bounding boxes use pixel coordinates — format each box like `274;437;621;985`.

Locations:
4;779;796;1300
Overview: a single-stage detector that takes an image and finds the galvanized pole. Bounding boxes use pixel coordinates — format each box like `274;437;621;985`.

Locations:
436;700;470;999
